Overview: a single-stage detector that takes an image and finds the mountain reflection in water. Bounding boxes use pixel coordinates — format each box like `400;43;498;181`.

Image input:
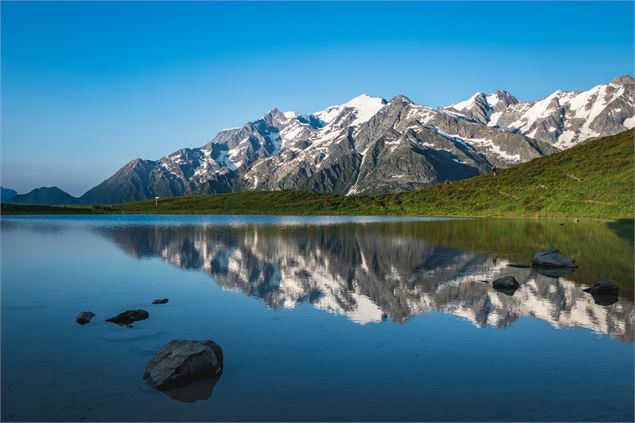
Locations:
100;219;634;342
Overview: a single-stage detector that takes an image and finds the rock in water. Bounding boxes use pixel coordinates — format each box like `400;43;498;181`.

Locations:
583;281;619;295
492;276;520;296
583;281;619;305
493;276;520;289
144;340;224;390
152;298;169;304
105;309;149;326
76;311;95;325
532;249;577;268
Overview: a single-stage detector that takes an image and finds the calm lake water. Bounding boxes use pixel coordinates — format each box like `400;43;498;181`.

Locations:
1;215;633;422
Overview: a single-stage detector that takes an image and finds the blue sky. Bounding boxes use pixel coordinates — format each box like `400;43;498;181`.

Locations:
1;1;633;196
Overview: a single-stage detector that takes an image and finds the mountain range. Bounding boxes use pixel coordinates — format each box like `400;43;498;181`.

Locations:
5;75;634;205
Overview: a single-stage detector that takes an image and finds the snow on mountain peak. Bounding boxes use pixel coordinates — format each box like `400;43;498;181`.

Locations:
343;93;384;108
449;92;483;111
313;94;387;126
449;90;518;113
84;75;633;204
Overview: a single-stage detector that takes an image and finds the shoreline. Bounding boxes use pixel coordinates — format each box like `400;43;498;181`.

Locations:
1;204;631;223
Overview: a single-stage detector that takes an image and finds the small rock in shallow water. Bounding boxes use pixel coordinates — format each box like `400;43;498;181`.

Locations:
583;282;619;305
144;339;224;390
105;309;149;326
532;249;577;268
152;298;169;304
583;281;619;296
76;311;95;325
492;276;520;296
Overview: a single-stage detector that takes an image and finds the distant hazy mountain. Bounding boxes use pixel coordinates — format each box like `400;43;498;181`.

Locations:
1;187;18;202
9;187;79;205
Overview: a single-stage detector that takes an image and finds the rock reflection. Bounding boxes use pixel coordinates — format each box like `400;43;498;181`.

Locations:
101;223;634;342
160;376;221;403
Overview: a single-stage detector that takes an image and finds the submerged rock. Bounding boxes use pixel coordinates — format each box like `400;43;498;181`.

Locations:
532;249;577;268
144;339;224;390
152;298;169;304
492;276;520;296
76;311;95;325
105;309;149;326
583;282;619;306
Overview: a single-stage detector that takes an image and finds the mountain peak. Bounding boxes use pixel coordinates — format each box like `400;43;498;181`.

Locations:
611;75;634;86
389;95;413;104
313;94;386;125
448;92;484;111
344;93;385;105
8;186;78;205
445;89;518;124
263;107;285;119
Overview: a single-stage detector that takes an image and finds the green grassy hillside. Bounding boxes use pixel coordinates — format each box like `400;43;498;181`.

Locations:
3;129;633;219
390;128;634;218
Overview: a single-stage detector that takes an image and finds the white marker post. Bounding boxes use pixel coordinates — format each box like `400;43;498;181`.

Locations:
155;196;159;206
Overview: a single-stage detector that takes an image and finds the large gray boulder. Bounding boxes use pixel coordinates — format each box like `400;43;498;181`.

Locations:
144;340;224;390
532;249;576;268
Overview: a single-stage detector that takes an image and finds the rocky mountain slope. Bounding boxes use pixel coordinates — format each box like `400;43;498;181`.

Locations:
81;75;632;204
445;75;634;148
5;129;632;218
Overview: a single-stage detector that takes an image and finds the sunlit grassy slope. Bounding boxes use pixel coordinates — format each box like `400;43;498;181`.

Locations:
2;129;633;219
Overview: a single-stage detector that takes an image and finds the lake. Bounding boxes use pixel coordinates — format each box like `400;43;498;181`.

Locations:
1;215;633;421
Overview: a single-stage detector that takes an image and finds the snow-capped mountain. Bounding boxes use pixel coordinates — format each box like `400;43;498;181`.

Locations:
444;90;519;124
79;76;633;204
446;75;634;148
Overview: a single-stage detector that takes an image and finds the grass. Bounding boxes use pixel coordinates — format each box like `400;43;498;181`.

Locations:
3;129;633;219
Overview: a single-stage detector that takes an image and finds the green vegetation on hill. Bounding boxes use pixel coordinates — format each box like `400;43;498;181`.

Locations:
2;129;633;219
390;129;634;218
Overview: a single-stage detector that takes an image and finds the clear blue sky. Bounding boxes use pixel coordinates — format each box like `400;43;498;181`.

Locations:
2;1;633;196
